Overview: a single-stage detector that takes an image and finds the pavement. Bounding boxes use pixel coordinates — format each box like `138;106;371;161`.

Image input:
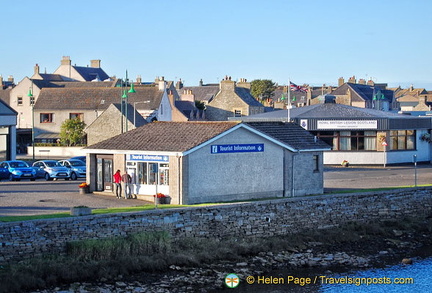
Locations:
0;164;431;217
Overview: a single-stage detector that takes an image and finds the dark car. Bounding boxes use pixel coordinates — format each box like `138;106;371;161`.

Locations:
58;159;86;180
32;160;71;181
0;160;37;181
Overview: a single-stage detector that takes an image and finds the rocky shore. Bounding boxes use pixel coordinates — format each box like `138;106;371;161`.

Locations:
30;226;432;293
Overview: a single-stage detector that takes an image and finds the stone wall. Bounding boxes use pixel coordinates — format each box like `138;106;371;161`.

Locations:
1;188;431;264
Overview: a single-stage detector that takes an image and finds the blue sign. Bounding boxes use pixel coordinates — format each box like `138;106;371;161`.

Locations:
128;154;169;162
211;144;264;154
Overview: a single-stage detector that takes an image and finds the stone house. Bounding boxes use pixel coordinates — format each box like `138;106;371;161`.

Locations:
7;57;114;150
85;103;148;145
85;121;330;204
205;77;265;121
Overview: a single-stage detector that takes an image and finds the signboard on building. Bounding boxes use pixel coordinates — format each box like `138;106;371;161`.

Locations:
127;154;169;162
317;120;377;129
211;144;264;154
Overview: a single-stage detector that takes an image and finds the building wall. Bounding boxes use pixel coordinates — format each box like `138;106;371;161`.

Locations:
9;77;40;130
205;80;248;121
185;128;284;204
86;106;124;145
1;187;431;264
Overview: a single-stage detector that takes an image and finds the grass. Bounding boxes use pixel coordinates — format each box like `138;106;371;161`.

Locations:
1;185;431;222
1;216;431;293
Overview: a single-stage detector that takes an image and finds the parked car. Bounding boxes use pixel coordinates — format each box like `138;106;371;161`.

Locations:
32;160;71;181
0;164;10;180
0;160;37;181
70;156;86;163
58;159;86;180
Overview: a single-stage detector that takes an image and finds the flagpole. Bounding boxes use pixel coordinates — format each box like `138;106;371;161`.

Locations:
287;79;291;122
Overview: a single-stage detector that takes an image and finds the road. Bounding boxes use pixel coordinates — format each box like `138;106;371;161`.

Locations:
324;164;432;191
0;164;431;216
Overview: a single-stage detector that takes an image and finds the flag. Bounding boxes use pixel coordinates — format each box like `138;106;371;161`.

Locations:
290;82;308;93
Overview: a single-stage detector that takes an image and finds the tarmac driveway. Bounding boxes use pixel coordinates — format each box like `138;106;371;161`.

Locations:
0;164;431;217
0;180;148;216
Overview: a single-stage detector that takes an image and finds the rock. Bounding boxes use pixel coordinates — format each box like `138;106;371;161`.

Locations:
402;258;413;265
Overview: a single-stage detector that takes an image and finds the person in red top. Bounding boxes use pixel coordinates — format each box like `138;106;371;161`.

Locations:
113;170;122;198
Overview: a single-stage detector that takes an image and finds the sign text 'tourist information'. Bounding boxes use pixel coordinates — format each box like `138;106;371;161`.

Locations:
211;144;264;154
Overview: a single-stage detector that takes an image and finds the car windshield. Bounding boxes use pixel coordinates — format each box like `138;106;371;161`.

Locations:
70;160;85;167
10;161;29;168
45;161;61;167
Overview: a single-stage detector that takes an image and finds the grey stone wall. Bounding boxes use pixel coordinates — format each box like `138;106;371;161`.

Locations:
1;188;431;264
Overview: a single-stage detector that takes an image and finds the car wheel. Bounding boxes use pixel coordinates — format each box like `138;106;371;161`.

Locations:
44;173;52;181
30;178;36;181
71;172;77;180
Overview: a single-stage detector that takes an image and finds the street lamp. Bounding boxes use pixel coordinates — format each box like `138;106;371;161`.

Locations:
27;85;34;160
120;71;136;133
133;101;150;127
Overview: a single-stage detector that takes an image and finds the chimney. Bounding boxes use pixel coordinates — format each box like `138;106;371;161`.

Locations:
348;76;356;84
0;75;3;87
367;79;375;86
136;75;142;84
199;79;203;86
7;75;14;83
90;59;101;68
358;79;366;85
33;64;40;75
61;56;71;66
176;79;183;89
338;77;344;86
158;76;166;91
220;77;235;91
237;78;251;89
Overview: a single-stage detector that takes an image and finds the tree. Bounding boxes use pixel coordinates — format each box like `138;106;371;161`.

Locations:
250;79;277;101
59;118;86;146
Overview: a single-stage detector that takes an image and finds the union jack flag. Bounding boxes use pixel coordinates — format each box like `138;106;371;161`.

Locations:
290;82;308;93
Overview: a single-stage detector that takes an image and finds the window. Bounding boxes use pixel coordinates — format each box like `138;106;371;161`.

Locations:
136;162;169;185
70;113;84;120
390;130;415;150
40;113;53;123
234;109;242;117
313;155;319;172
30;96;35;105
315;131;377;151
17;96;23;106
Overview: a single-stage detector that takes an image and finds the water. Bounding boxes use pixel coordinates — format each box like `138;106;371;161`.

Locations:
228;257;432;293
320;257;431;292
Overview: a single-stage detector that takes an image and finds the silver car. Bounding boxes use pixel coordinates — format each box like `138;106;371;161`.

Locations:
33;160;70;181
58;159;86;180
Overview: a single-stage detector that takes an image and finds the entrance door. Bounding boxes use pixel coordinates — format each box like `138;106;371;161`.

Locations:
103;159;113;192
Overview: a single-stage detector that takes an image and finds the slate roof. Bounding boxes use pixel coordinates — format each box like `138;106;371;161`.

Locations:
180;86;219;102
331;83;394;102
86;121;240;152
235;87;264;107
31;80;116;89
34;87;163;111
73;66;110;81
86;121;329;153
0;98;17;116
245;122;330;150
235;103;415;120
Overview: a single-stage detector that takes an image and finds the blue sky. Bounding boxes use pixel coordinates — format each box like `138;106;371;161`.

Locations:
1;0;431;88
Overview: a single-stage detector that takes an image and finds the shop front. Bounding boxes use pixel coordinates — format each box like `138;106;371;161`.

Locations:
125;154;169;196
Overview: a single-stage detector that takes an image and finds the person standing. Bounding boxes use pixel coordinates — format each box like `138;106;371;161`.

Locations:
113;170;122;198
122;171;132;199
